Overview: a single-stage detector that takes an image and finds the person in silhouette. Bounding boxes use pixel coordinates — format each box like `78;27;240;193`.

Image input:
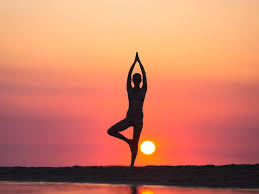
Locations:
107;52;147;167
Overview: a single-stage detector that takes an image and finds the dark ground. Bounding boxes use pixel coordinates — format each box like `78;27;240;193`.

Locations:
0;164;258;188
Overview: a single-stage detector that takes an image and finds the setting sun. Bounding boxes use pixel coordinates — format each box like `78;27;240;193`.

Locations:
140;141;156;155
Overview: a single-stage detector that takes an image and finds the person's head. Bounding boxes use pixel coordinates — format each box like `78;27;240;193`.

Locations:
133;73;142;87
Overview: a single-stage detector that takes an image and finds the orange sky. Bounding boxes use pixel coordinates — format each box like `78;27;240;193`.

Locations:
0;0;259;166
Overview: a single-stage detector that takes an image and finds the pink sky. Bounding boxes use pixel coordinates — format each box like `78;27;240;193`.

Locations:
0;0;259;166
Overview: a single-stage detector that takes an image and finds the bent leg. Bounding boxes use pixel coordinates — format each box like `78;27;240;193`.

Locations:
130;121;143;167
107;119;132;144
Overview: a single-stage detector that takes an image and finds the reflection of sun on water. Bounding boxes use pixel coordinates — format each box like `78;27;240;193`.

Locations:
141;190;154;194
140;141;156;155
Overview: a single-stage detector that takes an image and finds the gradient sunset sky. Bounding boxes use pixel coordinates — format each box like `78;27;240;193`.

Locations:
1;0;259;166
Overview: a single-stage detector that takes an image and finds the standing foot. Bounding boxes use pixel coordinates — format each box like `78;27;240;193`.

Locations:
128;140;138;167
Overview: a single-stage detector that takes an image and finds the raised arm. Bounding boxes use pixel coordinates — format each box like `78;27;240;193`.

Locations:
137;53;147;91
127;56;137;91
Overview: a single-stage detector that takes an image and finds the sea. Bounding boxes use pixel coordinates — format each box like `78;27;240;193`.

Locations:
0;181;258;194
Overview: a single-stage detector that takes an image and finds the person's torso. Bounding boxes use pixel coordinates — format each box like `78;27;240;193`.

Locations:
126;88;146;119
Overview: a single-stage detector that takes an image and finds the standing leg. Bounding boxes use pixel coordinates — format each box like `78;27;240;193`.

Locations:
130;120;143;167
107;119;132;144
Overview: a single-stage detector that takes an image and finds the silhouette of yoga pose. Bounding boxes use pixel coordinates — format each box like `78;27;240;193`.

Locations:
107;52;147;167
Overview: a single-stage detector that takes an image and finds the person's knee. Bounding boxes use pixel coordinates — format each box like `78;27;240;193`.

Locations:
107;128;113;136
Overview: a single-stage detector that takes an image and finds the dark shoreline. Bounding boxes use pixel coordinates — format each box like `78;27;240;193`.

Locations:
0;164;258;188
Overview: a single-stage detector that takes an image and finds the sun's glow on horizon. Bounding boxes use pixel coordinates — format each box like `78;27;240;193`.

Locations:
140;141;156;155
141;190;154;194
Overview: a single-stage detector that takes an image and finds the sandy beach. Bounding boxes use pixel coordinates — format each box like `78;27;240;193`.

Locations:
0;164;258;188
